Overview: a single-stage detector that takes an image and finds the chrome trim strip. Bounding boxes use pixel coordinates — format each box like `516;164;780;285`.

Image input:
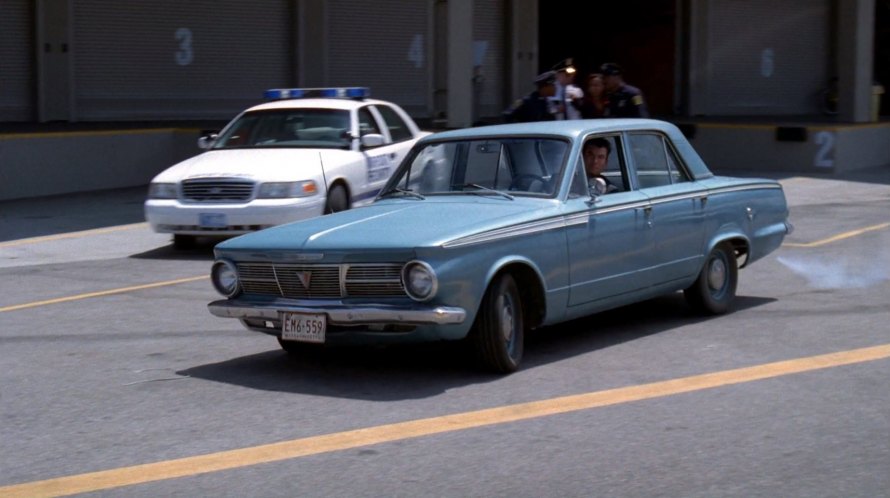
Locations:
443;218;566;248
208;300;467;325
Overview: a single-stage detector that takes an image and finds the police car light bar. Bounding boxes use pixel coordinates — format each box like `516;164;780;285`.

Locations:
264;87;370;100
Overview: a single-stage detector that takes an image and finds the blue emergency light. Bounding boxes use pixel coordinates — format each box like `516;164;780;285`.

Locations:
263;87;370;100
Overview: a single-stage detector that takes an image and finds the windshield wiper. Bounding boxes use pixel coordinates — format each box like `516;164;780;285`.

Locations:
378;187;425;200
452;183;514;200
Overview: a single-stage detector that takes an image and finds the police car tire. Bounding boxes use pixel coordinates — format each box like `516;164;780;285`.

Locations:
325;185;348;214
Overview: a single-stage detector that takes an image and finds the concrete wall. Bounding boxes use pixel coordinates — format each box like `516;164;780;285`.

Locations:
0;129;202;201
1;121;886;202
685;122;890;174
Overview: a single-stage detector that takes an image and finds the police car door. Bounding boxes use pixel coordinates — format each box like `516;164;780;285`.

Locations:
361;105;416;199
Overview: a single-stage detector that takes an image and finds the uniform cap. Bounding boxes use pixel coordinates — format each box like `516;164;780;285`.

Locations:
551;58;576;74
600;62;623;76
534;70;556;85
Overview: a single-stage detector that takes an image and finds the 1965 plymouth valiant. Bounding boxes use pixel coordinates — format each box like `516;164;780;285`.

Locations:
208;119;792;373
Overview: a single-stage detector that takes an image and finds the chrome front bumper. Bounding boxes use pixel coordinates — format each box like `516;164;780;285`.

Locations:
208;300;467;326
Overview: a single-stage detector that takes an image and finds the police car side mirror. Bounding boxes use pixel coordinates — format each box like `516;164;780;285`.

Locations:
197;133;218;150
360;133;385;148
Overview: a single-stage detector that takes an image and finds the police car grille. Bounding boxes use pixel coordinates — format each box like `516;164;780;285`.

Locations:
236;263;406;299
182;179;254;202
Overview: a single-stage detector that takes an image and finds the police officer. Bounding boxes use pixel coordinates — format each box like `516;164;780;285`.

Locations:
552;58;583;120
503;71;557;123
600;62;650;118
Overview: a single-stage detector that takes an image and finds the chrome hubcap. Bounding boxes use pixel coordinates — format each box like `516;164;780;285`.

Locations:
499;295;515;343
708;257;727;292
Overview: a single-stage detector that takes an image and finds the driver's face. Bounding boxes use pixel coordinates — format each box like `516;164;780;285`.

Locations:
583;146;609;176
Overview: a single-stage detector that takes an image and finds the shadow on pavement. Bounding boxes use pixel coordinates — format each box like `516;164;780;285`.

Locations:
178;293;776;401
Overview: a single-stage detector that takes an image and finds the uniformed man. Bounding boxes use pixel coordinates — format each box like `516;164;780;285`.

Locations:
503;71;557;123
551;58;583;120
600;62;650;118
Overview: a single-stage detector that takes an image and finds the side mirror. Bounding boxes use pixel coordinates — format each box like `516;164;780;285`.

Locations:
360;133;385;148
197;133;218;150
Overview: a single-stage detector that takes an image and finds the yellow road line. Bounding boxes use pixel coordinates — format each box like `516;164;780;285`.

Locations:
0;223;148;248
2;343;888;498
0;276;208;313
784;222;890;248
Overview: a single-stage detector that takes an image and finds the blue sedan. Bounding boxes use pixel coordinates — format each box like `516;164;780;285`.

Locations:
208;119;792;373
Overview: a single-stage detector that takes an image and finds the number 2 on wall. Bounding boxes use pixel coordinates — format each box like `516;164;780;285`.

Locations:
814;130;835;168
175;27;194;66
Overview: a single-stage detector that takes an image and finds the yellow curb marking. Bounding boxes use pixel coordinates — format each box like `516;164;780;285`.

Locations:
0;223;148;248
784;222;890;248
2;344;889;497
0;276;208;313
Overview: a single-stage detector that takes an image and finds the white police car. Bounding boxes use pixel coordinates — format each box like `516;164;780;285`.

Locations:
145;87;429;248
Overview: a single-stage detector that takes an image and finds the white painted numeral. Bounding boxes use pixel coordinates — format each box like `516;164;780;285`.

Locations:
814;131;835;168
175;28;194;66
407;34;424;68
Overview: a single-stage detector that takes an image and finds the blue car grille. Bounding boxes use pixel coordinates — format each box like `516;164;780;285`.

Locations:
236;263;406;299
182;178;254;202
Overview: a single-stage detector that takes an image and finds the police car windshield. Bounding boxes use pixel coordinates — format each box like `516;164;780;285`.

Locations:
385;137;569;198
213;109;351;149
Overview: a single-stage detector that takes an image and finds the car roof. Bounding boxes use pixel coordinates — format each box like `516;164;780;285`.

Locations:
423;119;681;141
244;98;396;112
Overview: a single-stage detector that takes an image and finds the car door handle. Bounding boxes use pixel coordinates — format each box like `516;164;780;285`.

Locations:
697;194;709;206
636;206;652;215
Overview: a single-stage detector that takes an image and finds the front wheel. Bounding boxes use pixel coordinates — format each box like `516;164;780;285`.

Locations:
684;242;738;314
324;185;348;214
470;274;524;373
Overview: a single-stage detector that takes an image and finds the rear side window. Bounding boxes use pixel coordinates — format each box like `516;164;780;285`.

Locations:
375;105;413;142
627;133;690;189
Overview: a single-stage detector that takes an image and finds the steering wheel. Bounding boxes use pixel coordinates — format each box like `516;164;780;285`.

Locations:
509;174;547;191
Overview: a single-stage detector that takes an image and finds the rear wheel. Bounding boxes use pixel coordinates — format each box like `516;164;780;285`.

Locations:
470;274;524;373
324;185;348;214
684;242;738;314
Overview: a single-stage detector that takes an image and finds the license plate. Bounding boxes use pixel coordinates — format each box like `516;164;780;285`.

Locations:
281;312;326;343
199;213;227;228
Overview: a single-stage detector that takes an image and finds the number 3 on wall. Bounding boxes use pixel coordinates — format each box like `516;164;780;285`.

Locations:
814;130;835;168
175;27;194;66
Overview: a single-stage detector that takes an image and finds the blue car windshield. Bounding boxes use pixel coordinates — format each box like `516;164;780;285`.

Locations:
213;109;351;149
388;138;569;197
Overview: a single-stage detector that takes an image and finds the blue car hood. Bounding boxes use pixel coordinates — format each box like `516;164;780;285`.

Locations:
217;197;556;252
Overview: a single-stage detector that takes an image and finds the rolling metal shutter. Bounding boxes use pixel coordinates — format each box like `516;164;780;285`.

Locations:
0;0;34;122
473;0;506;121
326;0;431;118
71;0;293;121
705;0;829;115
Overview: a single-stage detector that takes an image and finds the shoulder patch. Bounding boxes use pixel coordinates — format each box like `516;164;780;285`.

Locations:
631;95;644;106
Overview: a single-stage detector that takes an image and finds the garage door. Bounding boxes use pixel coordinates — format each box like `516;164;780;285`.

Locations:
703;0;829;115
72;0;293;121
0;0;34;122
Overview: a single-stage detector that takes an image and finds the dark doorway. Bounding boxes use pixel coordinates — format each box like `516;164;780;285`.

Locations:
539;0;677;116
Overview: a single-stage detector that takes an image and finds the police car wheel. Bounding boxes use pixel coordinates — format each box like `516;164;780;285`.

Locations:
325;185;348;214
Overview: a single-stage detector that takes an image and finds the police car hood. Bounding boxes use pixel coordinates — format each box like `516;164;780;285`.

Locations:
151;148;355;183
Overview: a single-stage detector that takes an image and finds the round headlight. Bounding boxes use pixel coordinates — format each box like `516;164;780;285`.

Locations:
402;261;437;302
211;260;240;297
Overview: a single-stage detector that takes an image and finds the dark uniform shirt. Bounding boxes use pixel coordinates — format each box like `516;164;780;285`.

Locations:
503;91;555;123
606;83;649;118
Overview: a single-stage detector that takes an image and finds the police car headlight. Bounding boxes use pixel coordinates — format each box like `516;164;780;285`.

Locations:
211;260;240;297
257;181;318;199
402;261;437;302
148;183;177;199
